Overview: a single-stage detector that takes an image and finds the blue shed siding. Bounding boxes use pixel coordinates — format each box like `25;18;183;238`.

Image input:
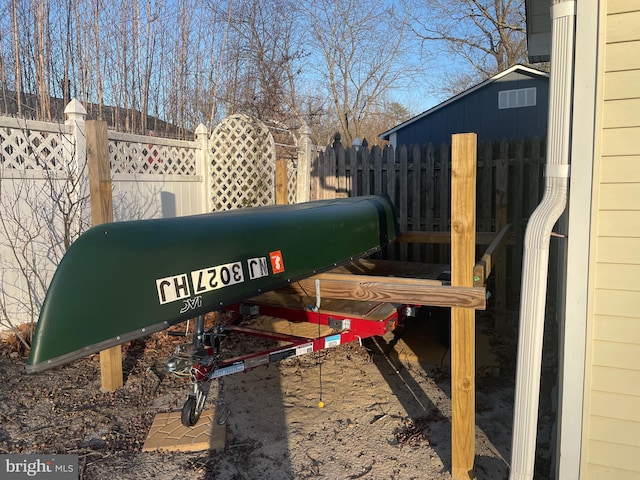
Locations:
390;71;548;146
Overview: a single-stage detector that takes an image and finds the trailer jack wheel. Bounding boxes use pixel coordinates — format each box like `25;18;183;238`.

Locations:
181;396;201;427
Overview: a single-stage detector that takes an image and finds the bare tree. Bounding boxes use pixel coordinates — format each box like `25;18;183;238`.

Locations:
302;0;415;146
0;124;90;347
408;0;529;94
209;0;307;129
0;0;415;140
11;0;23;117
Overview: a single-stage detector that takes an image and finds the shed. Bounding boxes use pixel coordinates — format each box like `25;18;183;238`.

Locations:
511;1;640;479
379;65;549;148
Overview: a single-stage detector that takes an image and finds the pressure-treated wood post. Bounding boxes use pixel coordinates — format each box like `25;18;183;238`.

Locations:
276;158;288;205
86;119;123;392
450;133;476;479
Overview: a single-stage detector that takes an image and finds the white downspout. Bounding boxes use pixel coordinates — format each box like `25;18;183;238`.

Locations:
509;2;576;480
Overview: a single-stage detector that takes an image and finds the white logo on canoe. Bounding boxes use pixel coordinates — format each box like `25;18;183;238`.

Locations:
155;253;283;305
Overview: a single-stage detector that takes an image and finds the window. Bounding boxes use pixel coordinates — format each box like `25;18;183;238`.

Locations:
498;87;537;109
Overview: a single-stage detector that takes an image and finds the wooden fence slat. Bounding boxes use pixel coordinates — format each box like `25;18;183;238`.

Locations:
373;145;382;195
386;145;396;211
439;143;451;264
480;141;493;232
350;145;359;197
411;145;422;261
337;140;347;198
398;146;409;261
424;144;435;262
313;150;322;200
385;146;397;261
512;139;525;294
361;145;370;196
495;140;509;326
327;140;337;199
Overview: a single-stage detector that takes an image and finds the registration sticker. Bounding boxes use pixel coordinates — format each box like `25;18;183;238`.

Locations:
270;250;285;274
324;334;341;348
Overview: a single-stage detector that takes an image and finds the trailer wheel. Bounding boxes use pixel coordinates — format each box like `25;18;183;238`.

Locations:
181;397;201;427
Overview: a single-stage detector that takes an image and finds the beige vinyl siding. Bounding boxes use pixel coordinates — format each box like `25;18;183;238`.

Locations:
584;465;640;480
599;183;640;209
602;98;640;127
591;365;640;396
599;156;640;183
590;391;640;423
582;3;640;479
603;71;640;100
594;263;640;289
605;41;640;70
596;211;640;237
608;0;640;15
594;315;640;345
596;237;640;263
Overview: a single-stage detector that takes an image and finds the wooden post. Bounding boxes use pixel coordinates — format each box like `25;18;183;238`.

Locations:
275;158;288;205
86;119;123;392
450;133;476;480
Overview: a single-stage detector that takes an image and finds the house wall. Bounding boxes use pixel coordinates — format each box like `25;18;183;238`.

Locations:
395;71;548;145
581;1;640;478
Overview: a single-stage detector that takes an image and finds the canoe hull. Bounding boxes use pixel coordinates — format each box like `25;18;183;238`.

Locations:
26;195;397;373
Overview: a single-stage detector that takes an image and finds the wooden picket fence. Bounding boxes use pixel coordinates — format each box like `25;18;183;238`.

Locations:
309;134;547;307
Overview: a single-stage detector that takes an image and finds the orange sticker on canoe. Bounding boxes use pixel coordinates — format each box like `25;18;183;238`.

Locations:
269;250;285;274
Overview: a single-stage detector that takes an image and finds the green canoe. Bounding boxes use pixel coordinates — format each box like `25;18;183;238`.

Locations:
26;195;398;373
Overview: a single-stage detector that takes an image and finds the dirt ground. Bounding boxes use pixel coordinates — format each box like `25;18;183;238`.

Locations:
0;308;555;480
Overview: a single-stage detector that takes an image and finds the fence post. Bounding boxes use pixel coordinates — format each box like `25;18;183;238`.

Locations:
450;132;477;480
64;99;87;165
194;123;210;213
86;119;123;392
276;159;288;205
64;99;88;227
296;123;312;203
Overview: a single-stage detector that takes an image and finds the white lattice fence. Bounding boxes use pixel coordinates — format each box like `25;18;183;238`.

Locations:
107;131;204;221
0;118;71;172
109;131;198;176
0;117;82;327
0;105;206;329
209;114;277;211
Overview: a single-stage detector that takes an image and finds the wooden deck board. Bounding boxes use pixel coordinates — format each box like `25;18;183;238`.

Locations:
249;291;399;321
328;258;450;281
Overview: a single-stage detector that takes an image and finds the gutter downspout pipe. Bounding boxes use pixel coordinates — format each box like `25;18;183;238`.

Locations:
509;2;576;480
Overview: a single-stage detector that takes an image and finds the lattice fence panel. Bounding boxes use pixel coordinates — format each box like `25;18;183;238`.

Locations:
0;125;69;171
209;114;276;211
110;137;198;175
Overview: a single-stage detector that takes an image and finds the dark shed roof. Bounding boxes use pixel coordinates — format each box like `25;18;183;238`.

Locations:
379;65;549;146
